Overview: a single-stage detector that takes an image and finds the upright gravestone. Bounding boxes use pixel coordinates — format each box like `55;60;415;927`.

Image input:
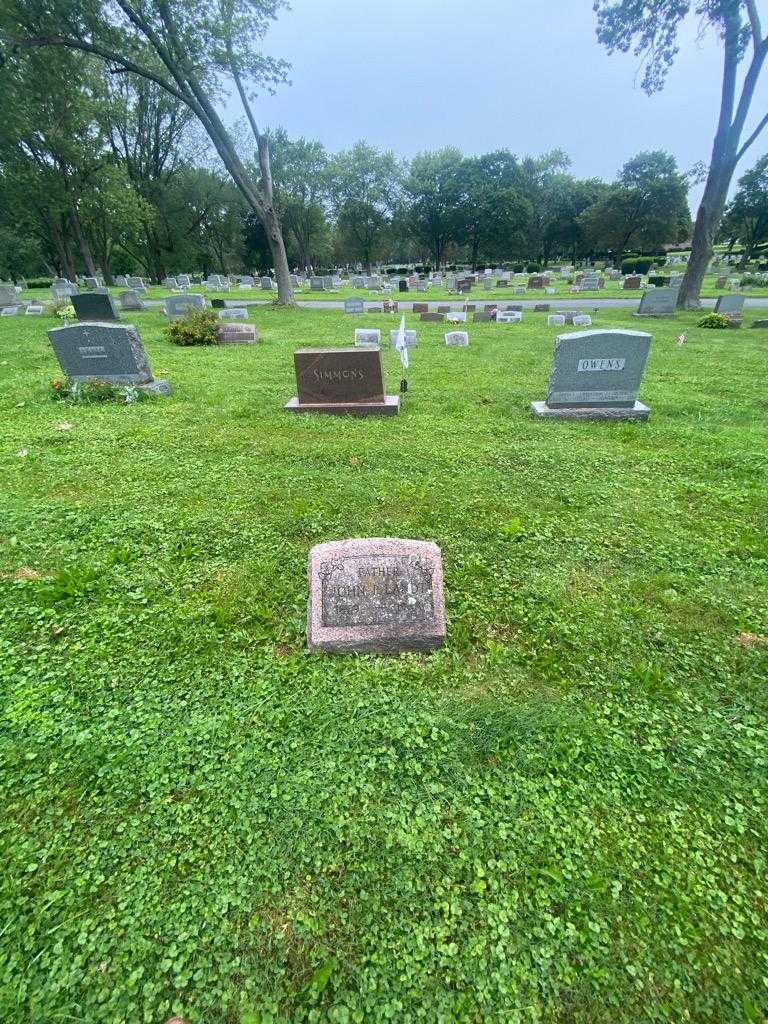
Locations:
162;277;179;289
344;298;364;314
398;279;409;293
306;538;446;653
114;275;128;287
120;290;145;311
127;277;147;293
164;294;206;319
715;294;745;317
310;277;325;291
72;292;120;322
531;329;651;421
47;323;171;394
285;347;399;416
635;287;679;318
623;275;642;290
0;284;19;308
260;277;274;290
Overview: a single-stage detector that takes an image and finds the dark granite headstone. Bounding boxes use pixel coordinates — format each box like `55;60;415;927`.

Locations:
398;280;409;293
71;292;120;322
307;538;445;653
285;347;398;416
47;322;170;394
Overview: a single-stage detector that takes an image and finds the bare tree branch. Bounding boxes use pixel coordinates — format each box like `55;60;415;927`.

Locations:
737;109;768;159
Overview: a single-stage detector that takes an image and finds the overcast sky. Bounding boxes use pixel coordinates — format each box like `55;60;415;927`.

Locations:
227;0;768;208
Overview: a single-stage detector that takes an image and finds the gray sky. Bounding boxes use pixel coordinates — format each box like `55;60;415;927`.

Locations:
229;0;768;208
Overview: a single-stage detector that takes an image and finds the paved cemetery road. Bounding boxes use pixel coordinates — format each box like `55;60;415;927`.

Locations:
144;297;768;310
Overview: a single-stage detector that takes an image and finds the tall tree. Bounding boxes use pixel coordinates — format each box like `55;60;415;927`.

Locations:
514;150;573;264
1;0;298;305
594;0;768;308
268;130;332;271
404;148;465;268
579;151;691;254
328;143;401;271
457;151;531;268
720;154;768;265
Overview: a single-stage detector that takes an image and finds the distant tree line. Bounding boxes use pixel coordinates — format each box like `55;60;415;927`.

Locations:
0;48;764;285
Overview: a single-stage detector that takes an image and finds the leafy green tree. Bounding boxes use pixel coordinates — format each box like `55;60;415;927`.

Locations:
328;143;402;271
457;152;531;268
594;0;768;308
579;151;691;254
543;177;608;261
78;165;155;284
268;130;333;270
404;148;465;267
2;0;298;304
720;154;768;265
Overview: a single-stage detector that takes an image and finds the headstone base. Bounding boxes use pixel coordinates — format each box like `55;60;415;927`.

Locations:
530;400;649;422
139;379;172;397
285;395;399;417
633;311;677;319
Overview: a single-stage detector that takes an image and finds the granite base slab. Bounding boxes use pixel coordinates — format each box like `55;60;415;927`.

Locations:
530;400;649;422
139;379;172;396
285;395;399;416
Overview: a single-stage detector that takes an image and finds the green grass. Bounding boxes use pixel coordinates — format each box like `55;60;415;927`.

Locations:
1;307;767;1024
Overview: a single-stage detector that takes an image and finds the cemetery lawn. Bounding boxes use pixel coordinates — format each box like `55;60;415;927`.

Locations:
22;276;768;305
1;307;767;1024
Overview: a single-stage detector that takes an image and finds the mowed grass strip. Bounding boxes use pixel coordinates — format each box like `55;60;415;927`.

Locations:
0;308;767;1024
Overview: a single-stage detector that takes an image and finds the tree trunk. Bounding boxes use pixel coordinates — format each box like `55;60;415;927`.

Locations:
677;158;733;309
70;205;97;276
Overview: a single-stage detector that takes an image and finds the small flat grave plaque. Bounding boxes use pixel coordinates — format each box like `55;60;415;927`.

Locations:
445;331;469;346
307;538;446;653
388;329;417;349
354;328;381;347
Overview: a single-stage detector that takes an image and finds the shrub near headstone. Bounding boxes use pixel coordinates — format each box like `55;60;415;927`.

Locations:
531;328;652;421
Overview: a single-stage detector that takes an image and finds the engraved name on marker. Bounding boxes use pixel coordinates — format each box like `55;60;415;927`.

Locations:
321;555;435;628
78;345;108;359
577;357;626;372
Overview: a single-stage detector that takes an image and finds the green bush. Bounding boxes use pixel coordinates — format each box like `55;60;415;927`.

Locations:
621;257;655;275
698;313;733;329
526;262;540;273
740;274;764;287
26;278;54;289
165;308;219;346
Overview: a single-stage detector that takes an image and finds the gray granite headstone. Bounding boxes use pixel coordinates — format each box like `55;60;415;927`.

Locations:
164;294;206;319
72;292;120;322
310;277;325;290
445;331;469;346
307;538;446;653
354;328;381;347
119;290;145;311
260;277;274;290
714;294;745;316
531;329;651;421
0;284;18;307
218;307;248;320
635;287;678;317
345;298;364;314
47;322;170;394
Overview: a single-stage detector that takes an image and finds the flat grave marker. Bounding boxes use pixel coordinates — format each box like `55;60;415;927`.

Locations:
307;538;446;654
